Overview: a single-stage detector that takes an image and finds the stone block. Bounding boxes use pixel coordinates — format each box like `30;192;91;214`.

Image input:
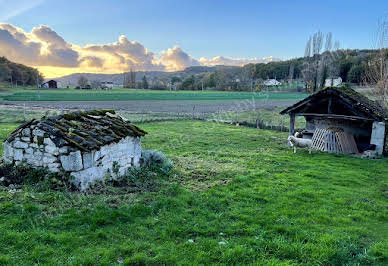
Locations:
13;149;23;161
83;152;94;169
22;128;31;137
30;143;38;148
3;143;14;159
32;129;44;137
370;121;386;155
44;138;55;146
71;167;106;191
60;151;83;172
45;145;59;155
25;148;34;154
43;155;57;164
13;141;28;149
59;146;69;154
34;151;43;158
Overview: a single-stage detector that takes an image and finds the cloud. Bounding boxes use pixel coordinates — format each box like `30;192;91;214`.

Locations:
82;35;165;72
199;56;280;66
0;23;280;77
159;46;201;71
0;0;45;21
0;23;79;67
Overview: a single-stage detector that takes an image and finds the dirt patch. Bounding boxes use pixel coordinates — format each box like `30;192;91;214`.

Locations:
0;99;298;114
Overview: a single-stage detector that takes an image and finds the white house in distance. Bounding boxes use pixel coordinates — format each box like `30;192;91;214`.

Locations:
3;110;147;191
325;77;342;87
263;79;282;86
101;81;114;89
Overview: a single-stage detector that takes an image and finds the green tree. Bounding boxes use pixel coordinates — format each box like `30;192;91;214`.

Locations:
180;75;195;90
142;75;149;89
347;64;365;84
78;76;89;87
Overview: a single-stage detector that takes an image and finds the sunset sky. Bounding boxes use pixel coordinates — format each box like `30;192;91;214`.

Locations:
1;0;388;78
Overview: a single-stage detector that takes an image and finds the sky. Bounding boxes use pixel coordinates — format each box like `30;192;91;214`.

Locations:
0;0;388;78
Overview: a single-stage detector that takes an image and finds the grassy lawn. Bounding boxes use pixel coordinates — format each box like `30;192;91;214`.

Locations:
0;120;387;264
2;87;308;101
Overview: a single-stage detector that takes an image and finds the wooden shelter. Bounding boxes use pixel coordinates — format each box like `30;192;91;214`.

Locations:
41;80;58;89
280;87;388;155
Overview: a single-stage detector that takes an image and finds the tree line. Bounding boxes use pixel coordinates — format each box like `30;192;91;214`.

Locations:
0;57;44;86
174;47;380;92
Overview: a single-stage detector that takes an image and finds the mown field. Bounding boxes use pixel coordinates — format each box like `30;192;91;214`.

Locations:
1;87;308;101
0;120;387;265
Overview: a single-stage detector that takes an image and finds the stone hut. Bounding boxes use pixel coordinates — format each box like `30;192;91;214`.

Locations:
3;110;147;190
280;87;388;155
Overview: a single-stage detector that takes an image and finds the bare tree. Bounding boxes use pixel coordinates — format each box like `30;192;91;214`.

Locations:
304;37;312;58
302;31;341;92
78;76;88;88
312;31;324;55
365;16;388;107
325;32;333;52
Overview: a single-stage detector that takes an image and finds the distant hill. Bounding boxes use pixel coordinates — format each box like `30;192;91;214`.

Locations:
55;65;241;86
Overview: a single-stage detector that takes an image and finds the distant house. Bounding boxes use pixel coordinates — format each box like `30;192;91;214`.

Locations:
41;80;61;89
325;77;342;87
101;81;114;89
263;79;281;86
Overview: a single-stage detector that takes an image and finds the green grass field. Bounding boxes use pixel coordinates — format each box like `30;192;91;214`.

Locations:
0;120;387;264
1;87;308;101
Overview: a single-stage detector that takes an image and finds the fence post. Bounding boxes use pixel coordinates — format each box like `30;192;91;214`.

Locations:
256;111;260;129
23;103;26;122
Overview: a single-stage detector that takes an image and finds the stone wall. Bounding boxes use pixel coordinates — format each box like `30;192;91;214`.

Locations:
3;124;65;172
69;136;141;190
3;123;142;190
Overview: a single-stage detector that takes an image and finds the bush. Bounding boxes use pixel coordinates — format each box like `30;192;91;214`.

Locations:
140;149;173;172
107;150;173;192
0;163;74;191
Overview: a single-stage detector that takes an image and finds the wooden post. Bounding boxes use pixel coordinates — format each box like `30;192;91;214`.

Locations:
23;103;26;122
289;113;295;136
328;97;332;114
256;111;260;129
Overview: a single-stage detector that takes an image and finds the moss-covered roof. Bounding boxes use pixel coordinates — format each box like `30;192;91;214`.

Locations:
280;87;388;120
6;110;147;152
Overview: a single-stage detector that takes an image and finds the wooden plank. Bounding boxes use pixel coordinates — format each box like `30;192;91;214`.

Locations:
294;113;372;121
289;114;295;136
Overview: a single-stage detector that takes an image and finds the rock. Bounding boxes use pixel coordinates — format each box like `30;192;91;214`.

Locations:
71;167;106;191
361;150;377;159
48;163;61;172
3;143;14;159
25;148;34;154
24;154;35;160
59;146;69;154
45;145;59;155
44;138;55;146
43;155;57;164
60;151;83;172
32;129;44;137
13;149;23;161
83;152;94;169
30;143;38;148
21;137;30;142
13;141;28;149
22;128;31;137
48;162;61;168
34;151;43;156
